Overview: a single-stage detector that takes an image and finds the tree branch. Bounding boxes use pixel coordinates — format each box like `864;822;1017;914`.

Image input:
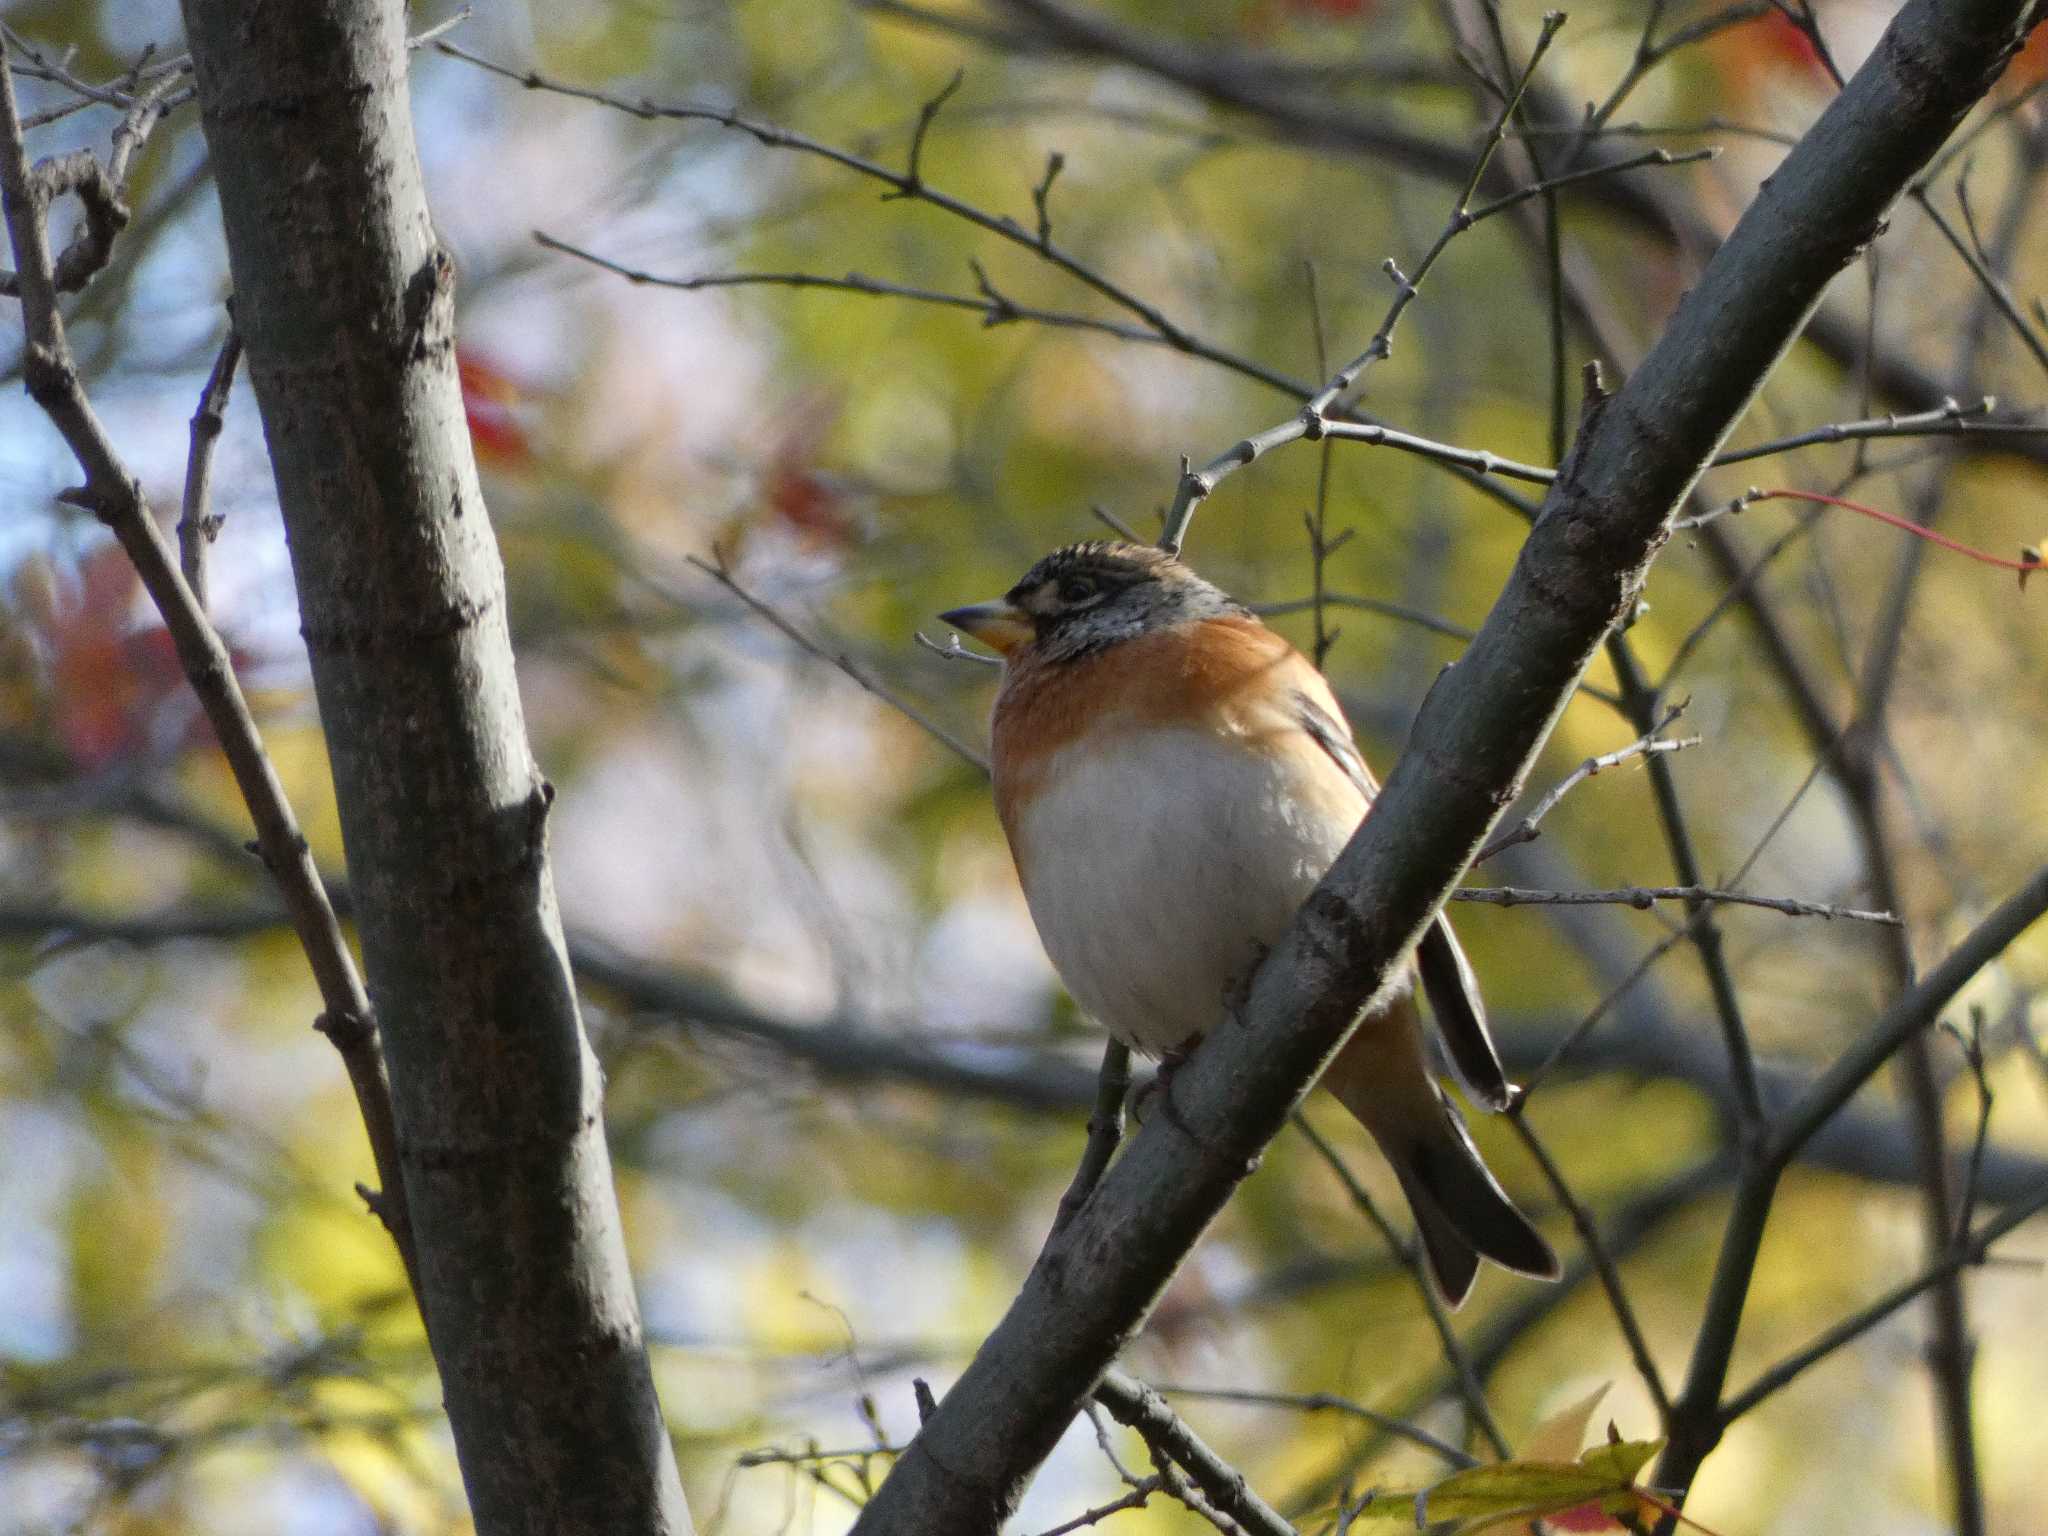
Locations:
1093;1370;1297;1536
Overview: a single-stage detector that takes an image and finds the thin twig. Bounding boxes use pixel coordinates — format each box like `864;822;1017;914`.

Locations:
1603;634;1766;1130
1022;1480;1160;1536
0;37;419;1297
1302;260;1341;669
1504;1108;1673;1422
1715;1175;2048;1425
535;232;1166;346
1146;1384;1475;1469
472;42;1554;529
1452;885;1899;922
1911;183;2048;382
1094;1368;1298;1536
1290;1112;1510;1458
912;627;1002;667
1051;1041;1130;1235
178;314;241;612
535;230;1562;498
1477;707;1695;861
1945;1010;1995;1245
682;553;989;772
1313;418;1555;482
1160;12;1574;554
1708;397;2044;466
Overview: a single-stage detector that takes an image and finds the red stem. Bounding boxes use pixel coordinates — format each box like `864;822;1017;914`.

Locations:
1757;487;2042;577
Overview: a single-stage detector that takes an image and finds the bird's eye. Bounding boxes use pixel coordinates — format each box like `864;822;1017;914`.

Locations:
1058;575;1099;604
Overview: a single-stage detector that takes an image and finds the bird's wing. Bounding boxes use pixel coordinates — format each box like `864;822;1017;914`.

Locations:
1290;684;1513;1112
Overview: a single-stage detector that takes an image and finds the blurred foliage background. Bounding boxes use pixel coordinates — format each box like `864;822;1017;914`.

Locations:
2;0;2047;1532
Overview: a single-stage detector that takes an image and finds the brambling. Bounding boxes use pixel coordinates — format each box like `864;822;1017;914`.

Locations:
942;540;1558;1305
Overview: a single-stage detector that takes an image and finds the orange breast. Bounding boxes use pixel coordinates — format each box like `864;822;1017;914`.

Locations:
991;616;1357;872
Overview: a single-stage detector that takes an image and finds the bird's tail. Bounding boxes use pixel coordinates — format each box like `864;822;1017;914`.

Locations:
1321;999;1559;1307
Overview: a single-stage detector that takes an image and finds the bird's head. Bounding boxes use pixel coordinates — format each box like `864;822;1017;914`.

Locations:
939;540;1242;664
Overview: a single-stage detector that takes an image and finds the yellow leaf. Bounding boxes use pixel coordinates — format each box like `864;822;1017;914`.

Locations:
1521;1382;1612;1463
1350;1438;1665;1534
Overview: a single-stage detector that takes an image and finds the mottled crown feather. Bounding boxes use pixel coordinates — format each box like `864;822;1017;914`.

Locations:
1003;539;1245;662
1006;540;1180;598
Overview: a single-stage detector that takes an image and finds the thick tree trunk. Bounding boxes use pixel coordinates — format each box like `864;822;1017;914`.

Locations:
176;4;691;1532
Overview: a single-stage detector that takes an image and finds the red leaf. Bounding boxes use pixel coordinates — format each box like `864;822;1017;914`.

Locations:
766;463;856;546
1751;11;1828;76
1287;0;1376;16
458;349;536;468
18;543;258;769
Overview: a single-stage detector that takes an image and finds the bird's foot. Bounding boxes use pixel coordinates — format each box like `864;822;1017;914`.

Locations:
1126;1040;1197;1126
1223;940;1271;1022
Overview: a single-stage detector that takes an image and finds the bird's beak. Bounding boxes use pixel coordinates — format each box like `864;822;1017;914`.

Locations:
938;599;1033;655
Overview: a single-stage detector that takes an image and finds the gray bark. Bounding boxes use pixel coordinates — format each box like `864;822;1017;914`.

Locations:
175;3;691;1532
850;0;2038;1529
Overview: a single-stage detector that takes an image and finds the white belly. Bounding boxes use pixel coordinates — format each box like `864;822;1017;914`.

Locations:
1013;727;1363;1055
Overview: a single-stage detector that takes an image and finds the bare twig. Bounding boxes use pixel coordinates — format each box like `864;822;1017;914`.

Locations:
1716;1175;2048;1425
1159;11;1574;554
1911;181;2048;381
1311;418;1555;483
682;553;989;772
0;36;418;1294
1051;1041;1130;1235
534;230;1561;498
1477;707;1696;861
1023;1479;1160;1536
912;627;1003;667
1452;885;1899;922
468;43;1552;528
1147;1384;1474;1469
1503;1108;1673;1422
1094;1369;1298;1536
891;67;962;195
534;231;1168;346
1708;396;2045;466
1290;1113;1509;1458
1945;1010;1996;1244
1302;261;1340;669
178;314;242;612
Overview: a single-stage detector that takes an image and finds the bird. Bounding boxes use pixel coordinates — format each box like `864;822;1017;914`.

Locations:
940;538;1558;1305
